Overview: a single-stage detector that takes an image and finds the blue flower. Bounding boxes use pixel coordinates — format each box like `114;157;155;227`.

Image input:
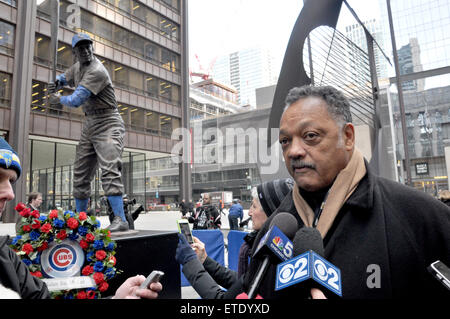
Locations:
68;231;78;240
104;267;116;280
78;226;88;236
64;210;74;218
93;220;101;229
93;261;104;272
53;219;65;228
22;258;32;266
12;236;22;245
38;215;47;222
32;253;41;264
93;240;104;250
29;230;40;241
105;242;115;251
86;251;95;262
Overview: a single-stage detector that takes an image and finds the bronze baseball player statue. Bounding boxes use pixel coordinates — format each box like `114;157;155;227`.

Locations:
48;33;128;232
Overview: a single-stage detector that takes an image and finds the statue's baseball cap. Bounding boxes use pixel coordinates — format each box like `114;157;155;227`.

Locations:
72;33;93;48
0;138;21;178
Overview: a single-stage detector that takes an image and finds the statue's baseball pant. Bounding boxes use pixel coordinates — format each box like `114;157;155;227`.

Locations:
73;112;125;199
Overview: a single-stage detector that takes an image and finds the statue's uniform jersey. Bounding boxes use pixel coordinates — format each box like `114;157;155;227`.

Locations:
64;57;117;114
63;57;125;199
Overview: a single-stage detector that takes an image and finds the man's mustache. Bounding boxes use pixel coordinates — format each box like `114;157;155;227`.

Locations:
290;160;316;170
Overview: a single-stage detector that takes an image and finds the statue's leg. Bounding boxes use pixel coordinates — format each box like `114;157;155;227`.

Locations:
92;114;128;231
73;126;97;213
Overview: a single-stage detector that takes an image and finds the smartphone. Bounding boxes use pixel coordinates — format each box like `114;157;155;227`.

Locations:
177;219;194;244
139;270;164;290
427;260;450;291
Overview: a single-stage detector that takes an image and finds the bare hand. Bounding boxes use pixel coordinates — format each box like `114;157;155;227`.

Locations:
113;275;162;299
191;236;207;263
310;288;327;299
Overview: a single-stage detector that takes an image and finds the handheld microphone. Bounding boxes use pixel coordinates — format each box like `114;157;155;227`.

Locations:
247;213;298;299
275;227;343;297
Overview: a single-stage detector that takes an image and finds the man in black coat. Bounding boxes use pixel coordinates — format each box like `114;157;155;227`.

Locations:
242;85;450;299
189;194;221;229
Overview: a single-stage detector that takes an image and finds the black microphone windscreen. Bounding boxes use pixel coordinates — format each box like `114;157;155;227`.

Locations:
269;212;298;239
292;227;324;256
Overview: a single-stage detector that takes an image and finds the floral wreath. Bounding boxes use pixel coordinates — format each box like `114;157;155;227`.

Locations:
10;202;119;299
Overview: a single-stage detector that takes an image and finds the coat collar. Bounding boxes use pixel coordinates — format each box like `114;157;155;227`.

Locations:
275;160;375;219
343;160;375;211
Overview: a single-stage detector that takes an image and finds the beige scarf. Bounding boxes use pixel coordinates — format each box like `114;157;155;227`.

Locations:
292;148;366;238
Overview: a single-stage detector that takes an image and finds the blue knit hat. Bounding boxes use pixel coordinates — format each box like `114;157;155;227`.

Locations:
0;138;21;178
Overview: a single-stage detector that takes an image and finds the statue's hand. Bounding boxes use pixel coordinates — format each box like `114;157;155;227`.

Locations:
48;81;59;94
48;92;61;105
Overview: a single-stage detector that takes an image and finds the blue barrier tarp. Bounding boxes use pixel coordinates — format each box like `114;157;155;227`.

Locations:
227;230;247;272
180;229;224;287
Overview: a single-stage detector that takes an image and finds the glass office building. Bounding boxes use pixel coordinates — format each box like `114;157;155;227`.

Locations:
0;0;185;220
377;0;450;196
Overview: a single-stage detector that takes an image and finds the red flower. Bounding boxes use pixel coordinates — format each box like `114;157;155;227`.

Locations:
31;271;43;278
31;220;40;230
37;241;48;252
31;210;40;218
95;250;107;261
87;290;96;299
79;239;89;250
79;212;87;221
76;291;87;299
40;223;52;233
82;265;94;276
19;208;31;217
98;281;109;292
15;202;26;212
49;210;59;219
56;230;67;240
85;233;95;242
93;272;104;284
108;255;116;266
67;217;79;229
22;225;31;232
22;243;33;255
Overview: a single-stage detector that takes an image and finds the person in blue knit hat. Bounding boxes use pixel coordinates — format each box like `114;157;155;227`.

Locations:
0;138;162;298
0;138;21;216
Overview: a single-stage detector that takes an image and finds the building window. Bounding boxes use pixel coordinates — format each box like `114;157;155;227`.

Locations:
57;42;73;70
0;72;11;108
146;111;159;135
146;77;158;97
0;20;14;55
118;104;129;126
130;107;145;131
0;0;16;7
160;115;172;137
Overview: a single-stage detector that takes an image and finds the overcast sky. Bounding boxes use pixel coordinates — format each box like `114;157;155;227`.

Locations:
188;0;381;72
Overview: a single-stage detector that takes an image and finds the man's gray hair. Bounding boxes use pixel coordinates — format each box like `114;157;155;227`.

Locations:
284;85;353;126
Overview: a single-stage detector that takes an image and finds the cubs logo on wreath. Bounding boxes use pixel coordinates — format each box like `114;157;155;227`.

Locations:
41;239;85;278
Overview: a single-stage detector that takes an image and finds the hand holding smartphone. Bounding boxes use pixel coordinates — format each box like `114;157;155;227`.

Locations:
139;270;164;290
177;219;194;244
